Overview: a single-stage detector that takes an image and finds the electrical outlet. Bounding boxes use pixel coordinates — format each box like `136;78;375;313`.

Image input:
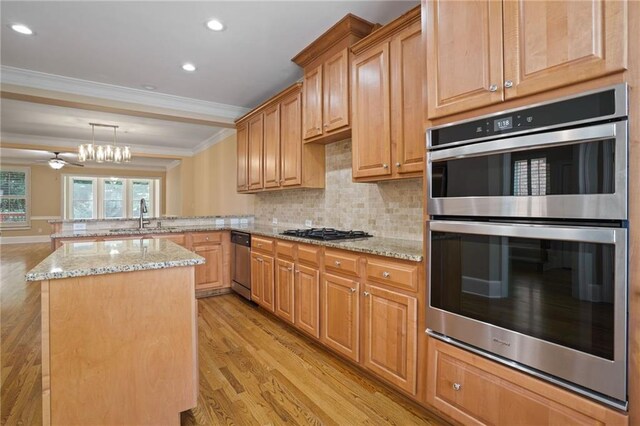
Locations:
305;219;312;227
272;217;278;225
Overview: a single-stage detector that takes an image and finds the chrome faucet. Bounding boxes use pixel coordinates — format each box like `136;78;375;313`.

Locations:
139;198;150;229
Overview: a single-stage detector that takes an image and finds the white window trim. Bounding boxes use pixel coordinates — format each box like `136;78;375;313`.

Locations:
63;175;161;220
0;166;31;229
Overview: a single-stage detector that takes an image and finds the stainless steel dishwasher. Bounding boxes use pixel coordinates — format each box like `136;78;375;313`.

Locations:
230;231;251;300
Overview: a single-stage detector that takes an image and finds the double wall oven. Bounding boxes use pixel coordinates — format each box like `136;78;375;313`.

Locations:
426;84;629;409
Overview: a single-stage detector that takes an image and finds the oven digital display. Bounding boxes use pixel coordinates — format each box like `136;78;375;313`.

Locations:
494;116;513;131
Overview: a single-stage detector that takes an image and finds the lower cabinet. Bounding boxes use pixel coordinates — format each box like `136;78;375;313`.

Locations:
294;263;321;339
321;272;361;362
363;284;417;395
251;251;275;312
275;258;295;324
193;244;224;291
427;337;628;426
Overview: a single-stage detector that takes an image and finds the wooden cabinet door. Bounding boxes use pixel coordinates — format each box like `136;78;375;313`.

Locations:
236;123;249;192
248;114;264;190
194;244;223;291
321;272;360;362
424;0;504;118
352;43;392;179
363;284;417;395
260;254;275;313
263;104;281;189
503;0;627;100
275;258;295;324
323;49;350;133
294;263;320;339
280;91;302;187
303;64;323;140
391;21;424;175
250;252;263;303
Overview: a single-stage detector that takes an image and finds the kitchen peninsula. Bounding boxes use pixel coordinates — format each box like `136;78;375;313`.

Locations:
25;239;204;426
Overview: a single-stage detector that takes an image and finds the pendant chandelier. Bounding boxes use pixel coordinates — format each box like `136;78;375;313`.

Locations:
78;123;131;163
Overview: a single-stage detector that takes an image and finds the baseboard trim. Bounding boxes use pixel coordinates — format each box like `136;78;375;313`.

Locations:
0;235;51;245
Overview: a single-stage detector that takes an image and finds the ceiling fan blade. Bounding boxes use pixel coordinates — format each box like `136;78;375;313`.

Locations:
66;162;85;167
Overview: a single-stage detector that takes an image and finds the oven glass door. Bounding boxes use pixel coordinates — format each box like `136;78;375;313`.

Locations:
428;121;627;219
427;220;627;402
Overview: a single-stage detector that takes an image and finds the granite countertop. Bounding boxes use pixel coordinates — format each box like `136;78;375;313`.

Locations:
25;239;205;282
48;214;254;224
51;223;423;262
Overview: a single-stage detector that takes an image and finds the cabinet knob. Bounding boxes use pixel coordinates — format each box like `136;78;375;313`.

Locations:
205;237;209;241
396;162;401;167
324;124;329;128
383;164;389;169
453;383;462;391
295;270;300;273
350;287;356;293
488;84;498;92
257;243;262;247
335;260;341;266
257;258;263;263
287;267;292;271
504;80;514;88
382;271;390;278
363;291;370;297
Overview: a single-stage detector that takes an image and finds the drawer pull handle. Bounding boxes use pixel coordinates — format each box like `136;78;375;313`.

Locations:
363;291;370;297
350;287;356;293
287;267;292;271
335;260;341;266
257;243;262;247
206;237;209;241
453;383;462;391
382;272;390;278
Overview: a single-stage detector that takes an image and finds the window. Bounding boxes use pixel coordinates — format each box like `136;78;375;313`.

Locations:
64;176;160;220
0;167;30;228
513;158;548;196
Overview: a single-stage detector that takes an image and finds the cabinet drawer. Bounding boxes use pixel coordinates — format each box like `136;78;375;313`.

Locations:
276;241;295;260
252;236;274;254
297;244;321;267
324;249;360;277
427;337;628;426
151;234;186;247
366;257;418;292
191;232;222;245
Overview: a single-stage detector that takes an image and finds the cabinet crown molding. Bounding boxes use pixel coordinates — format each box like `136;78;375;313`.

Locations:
234;82;302;125
351;6;421;56
292;14;378;68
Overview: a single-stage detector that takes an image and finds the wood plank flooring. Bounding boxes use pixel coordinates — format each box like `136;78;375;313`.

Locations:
1;243;448;425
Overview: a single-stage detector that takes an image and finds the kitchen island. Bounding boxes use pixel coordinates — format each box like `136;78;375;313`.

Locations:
26;239;204;426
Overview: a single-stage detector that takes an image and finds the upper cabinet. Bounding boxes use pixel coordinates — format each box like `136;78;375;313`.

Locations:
423;0;628;119
351;7;424;182
293;14;378;144
235;83;325;193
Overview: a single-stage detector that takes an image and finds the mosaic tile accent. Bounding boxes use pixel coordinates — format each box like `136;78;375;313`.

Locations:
254;140;424;241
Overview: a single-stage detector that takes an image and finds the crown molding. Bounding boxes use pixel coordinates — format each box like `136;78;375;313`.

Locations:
0;66;249;121
192;128;236;155
166;160;182;171
0;158;169;172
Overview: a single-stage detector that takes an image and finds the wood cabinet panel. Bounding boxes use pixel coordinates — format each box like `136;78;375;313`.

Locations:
363;284;417;395
366;257;418;292
250;252;263;303
503;0;627;100
321;272;360;362
194;244;223;291
303;64;323;140
297;244;321;267
191;232;222;245
150;234;186;247
275;258;295;324
352;42;392;179
427;337;628;426
252;236;274;254
324;249;361;277
323;49;350;133
391;21;424;175
248;114;264;190
261;254;275;313
294;263;320;339
280;91;303;187
276;240;295;260
236;123;249;192
263;104;281;189
424;0;504;118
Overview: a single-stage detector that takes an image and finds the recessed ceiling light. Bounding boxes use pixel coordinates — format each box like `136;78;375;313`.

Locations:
141;84;157;90
10;24;33;35
181;63;196;72
206;19;224;31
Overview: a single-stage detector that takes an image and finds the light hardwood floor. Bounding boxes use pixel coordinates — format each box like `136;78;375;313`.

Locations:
1;243;447;425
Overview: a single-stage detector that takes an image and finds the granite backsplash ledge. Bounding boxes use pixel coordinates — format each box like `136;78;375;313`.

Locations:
254;140;423;241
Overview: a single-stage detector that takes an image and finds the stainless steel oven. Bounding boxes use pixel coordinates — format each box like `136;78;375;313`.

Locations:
425;84;629;410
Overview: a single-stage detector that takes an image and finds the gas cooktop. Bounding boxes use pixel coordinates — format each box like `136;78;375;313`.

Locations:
280;228;373;241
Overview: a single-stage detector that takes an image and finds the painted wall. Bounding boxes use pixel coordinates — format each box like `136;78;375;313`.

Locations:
0;162;166;238
165;132;255;216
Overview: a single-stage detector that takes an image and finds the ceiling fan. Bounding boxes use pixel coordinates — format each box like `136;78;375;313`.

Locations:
36;152;85;170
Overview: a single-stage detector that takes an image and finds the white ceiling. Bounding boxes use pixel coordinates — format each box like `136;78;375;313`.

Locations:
0;148;176;171
0;1;418;108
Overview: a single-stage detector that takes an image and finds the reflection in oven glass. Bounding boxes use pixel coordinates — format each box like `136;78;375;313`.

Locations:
431;232;615;360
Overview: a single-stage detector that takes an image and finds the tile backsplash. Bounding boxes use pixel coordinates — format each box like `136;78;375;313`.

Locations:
254;140;423;241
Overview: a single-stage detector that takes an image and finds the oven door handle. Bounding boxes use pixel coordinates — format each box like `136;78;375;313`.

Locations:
429;122;618;162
